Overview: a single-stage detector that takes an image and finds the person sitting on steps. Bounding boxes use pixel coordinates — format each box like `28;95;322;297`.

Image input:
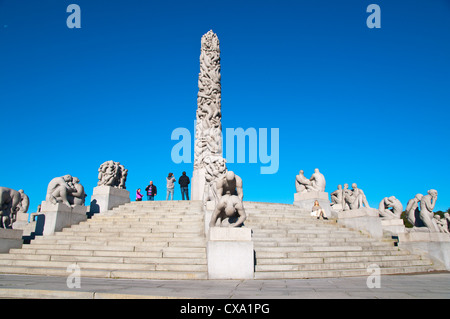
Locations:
312;200;328;220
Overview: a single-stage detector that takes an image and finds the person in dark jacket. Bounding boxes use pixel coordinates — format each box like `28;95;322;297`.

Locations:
178;172;190;200
145;181;157;201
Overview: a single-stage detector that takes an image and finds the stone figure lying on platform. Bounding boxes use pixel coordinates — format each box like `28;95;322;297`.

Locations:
45;175;86;207
378;196;403;219
0;187;29;229
97;160;128;189
295;168;326;193
210;171;246;227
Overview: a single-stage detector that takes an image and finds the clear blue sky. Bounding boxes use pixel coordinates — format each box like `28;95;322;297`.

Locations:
1;0;449;214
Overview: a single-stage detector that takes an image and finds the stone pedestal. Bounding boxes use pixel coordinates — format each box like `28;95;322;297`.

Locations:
90;186;130;215
12;211;30;230
397;232;450;271
191;168;206;201
40;201;87;236
294;191;335;218
381;218;406;236
0;228;23;253
207;227;254;279
336;207;383;238
204;200;215;235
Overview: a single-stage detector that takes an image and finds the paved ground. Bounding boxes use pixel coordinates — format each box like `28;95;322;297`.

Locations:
0;272;449;299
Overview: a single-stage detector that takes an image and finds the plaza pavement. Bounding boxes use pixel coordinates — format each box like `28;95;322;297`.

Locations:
0;272;449;299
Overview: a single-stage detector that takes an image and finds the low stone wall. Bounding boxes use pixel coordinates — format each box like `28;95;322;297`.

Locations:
336;207;383;239
0;228;23;253
397;232;450;270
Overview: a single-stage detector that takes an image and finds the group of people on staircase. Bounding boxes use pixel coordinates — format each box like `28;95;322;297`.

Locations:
135;172;191;202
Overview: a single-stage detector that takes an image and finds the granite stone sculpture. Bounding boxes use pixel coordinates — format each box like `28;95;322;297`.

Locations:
295;170;311;193
45;175;86;207
216;171;244;201
419;189;440;232
378;196;403;219
434;215;449;233
295;168;326;193
194;30;222;170
0;187;29;228
68;177;86;206
309;168;326;192
342;183;370;210
406;189;447;233
209;171;246;227
97;160;128;189
209;194;247;227
405;193;423;227
203;155;227;203
330;184;343;207
192;30;227;201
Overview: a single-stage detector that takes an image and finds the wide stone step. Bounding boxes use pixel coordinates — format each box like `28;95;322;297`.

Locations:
18;243;206;254
255;258;432;272
8;248;206;259
254;266;437;279
30;238;206;248
254;241;393;249
66;226;204;233
75;219;203;226
254;249;411;259
0;265;207;280
60;229;204;237
256;254;428;265
46;231;198;239
0;258;208;272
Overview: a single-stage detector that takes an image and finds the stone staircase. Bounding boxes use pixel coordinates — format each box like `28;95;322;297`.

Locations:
0;200;439;280
244;202;438;279
0;200;207;279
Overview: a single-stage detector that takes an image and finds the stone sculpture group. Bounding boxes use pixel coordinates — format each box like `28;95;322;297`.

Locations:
45;175;86;207
330;183;370;211
97;160;128;189
403;189;447;233
0;187;29;229
295;169;326;193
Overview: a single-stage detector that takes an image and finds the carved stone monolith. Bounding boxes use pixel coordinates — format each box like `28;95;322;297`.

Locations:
191;30;227;202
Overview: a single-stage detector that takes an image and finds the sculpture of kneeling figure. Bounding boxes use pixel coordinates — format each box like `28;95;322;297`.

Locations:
209;194;246;227
378;196;403;219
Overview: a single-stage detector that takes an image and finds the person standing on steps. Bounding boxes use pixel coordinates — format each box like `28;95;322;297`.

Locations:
136;188;143;202
178;171;190;200
145;181;157;201
166;173;176;200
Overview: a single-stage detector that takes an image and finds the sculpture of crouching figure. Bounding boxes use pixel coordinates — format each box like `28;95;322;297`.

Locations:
378;196;403;219
209;171;246;227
